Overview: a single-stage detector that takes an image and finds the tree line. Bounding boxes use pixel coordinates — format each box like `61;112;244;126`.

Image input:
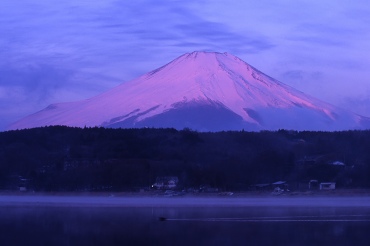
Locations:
1;126;370;191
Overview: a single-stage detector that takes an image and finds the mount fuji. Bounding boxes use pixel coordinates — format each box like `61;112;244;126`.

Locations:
8;51;370;131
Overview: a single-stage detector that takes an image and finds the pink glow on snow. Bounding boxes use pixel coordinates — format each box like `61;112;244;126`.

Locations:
8;51;370;131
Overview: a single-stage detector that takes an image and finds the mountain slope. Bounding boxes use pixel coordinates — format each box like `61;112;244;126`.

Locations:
8;51;370;131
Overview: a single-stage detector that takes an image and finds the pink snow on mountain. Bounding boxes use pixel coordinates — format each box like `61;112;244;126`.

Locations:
8;51;370;131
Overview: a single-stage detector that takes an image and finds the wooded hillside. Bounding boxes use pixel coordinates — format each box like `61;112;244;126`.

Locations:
1;126;370;191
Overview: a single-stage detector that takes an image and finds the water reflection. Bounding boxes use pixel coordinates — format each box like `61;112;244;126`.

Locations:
1;206;370;245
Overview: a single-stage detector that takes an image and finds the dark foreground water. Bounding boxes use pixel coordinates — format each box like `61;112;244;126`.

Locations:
1;196;370;246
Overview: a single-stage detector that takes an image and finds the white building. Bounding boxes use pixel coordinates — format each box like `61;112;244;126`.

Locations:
320;182;336;190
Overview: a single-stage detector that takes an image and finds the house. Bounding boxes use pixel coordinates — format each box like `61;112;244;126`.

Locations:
151;176;179;190
320;182;336;190
309;180;319;189
328;161;345;166
19;186;27;192
18;177;29;192
272;181;288;190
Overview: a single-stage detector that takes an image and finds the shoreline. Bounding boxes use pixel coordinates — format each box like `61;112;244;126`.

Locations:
2;188;370;197
1;191;370;208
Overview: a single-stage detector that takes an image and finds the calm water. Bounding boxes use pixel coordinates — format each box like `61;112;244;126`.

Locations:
1;197;370;246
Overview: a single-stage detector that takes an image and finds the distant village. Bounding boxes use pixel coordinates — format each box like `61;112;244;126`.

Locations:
1;126;370;194
150;176;336;196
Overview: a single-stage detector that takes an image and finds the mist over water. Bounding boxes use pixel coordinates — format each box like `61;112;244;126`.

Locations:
2;195;370;207
1;196;370;245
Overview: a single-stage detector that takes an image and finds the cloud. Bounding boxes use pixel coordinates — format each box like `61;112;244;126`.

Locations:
282;70;304;81
1;0;370;130
340;95;370;117
0;61;123;127
0;64;73;101
173;21;275;54
0;63;74;128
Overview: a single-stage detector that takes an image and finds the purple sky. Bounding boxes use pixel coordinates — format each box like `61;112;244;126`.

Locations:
1;0;370;130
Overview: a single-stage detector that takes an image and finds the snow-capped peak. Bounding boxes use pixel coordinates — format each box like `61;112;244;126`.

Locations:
8;52;370;131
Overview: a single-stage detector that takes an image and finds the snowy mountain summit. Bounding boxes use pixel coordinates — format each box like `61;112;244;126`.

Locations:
9;51;370;131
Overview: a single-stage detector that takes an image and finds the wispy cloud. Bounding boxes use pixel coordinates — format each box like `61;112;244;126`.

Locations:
1;0;370;129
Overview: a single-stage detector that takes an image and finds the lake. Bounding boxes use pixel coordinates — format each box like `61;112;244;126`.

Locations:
1;195;370;245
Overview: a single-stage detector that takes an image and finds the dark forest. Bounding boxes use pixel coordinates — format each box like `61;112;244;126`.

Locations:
1;126;370;192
